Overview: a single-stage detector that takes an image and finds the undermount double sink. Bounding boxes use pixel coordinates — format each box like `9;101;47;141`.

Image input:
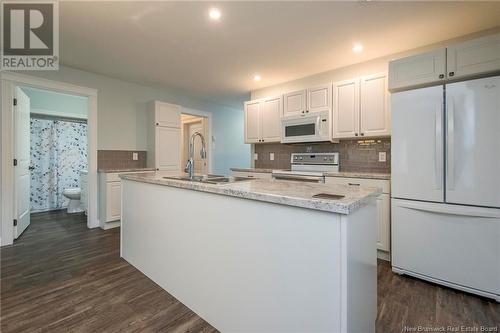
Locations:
163;175;251;185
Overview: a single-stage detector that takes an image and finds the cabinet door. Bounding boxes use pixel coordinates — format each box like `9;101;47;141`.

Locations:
156;102;181;128
388;48;446;90
283;90;306;117
360;73;390;137
333;79;359;139
244;100;261;143
307;85;331;113
377;193;390;252
447;33;500;80
156;127;181;171
260;96;282;143
106;182;121;222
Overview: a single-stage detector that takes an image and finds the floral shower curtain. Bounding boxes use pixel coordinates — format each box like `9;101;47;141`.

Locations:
30;117;88;212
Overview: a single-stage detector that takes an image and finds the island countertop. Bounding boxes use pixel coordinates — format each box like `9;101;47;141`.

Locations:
120;172;381;214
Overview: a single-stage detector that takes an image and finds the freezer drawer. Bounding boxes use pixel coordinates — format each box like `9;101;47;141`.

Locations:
392;199;500;296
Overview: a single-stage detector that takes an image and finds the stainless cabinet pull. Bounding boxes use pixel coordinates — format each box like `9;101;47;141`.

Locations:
348;183;360;186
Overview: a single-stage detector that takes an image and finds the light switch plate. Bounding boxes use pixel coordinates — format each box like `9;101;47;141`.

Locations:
379;152;386;162
270;152;275;161
132;152;138;161
254;153;258;161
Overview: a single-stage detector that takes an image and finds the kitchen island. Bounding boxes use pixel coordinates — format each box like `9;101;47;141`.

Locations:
120;173;380;333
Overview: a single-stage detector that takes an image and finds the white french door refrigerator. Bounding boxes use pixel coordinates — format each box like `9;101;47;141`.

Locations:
391;75;500;302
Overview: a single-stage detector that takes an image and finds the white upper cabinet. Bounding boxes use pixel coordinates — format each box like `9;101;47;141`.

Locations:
360;73;390;137
388;48;446;91
446;33;500;80
147;101;182;171
260;96;282;142
244;100;261;143
244;96;282;143
333;79;359;138
307;85;331;113
155;101;181;128
156;126;181;171
283;90;306;117
333;73;389;139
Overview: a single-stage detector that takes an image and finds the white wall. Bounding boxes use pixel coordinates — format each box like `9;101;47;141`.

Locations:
251;27;500;99
22;66;251;175
22;86;88;119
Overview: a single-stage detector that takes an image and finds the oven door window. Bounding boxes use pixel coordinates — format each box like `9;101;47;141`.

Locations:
285;123;316;137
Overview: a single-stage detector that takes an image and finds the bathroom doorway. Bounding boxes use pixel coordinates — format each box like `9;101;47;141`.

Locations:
181;113;210;175
14;86;89;239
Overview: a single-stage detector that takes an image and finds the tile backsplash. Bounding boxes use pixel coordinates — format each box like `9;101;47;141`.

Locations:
254;138;391;173
97;150;147;170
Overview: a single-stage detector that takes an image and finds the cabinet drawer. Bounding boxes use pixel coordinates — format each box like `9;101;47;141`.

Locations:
232;171;272;180
325;176;390;194
103;173;122;182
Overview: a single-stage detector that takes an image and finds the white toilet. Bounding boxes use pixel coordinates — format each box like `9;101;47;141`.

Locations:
62;188;83;213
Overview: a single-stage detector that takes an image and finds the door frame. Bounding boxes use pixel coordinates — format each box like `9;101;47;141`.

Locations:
1;72;99;246
181;108;213;174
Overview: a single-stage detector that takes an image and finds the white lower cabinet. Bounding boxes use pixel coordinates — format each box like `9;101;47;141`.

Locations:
325;176;391;259
99;171;151;230
231;171;272;180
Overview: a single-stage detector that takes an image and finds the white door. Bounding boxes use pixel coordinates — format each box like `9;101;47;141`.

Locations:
260;96;282;143
14;87;31;239
244;100;261;143
391;86;444;202
360;73;390;137
392;199;500;296
283;90;306;117
188;121;207;174
156;127;181;171
307;85;331;114
156;102;181;128
445;76;500;208
446;33;500;80
333;79;359;139
388;48;446;91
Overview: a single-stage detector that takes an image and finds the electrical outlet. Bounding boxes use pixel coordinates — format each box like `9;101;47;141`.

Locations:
254;153;258;161
270;153;275;161
379;152;386;162
132;152;138;161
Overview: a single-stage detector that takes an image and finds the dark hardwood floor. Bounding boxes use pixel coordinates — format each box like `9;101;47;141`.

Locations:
1;210;499;332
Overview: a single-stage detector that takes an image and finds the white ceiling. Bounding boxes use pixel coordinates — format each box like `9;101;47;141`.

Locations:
60;1;500;107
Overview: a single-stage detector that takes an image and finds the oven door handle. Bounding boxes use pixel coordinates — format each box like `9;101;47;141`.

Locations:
272;174;323;183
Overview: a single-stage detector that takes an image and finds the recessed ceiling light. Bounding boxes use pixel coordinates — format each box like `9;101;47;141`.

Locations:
254;74;262;82
209;8;221;21
353;43;363;53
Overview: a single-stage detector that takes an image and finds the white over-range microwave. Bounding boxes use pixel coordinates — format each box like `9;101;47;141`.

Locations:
281;111;330;143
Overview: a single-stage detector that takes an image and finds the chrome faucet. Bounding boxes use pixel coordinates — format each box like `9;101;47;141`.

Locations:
185;131;207;180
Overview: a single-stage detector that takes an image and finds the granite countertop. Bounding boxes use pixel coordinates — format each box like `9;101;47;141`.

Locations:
120;173;381;215
230;168;283;173
98;167;156;173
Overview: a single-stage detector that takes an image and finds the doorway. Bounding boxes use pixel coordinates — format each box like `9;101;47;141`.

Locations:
181;113;210;175
14;86;89;239
1;72;98;246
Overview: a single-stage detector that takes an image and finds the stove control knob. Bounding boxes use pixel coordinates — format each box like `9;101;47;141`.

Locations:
294;156;298;160
299;157;303;160
324;157;327;161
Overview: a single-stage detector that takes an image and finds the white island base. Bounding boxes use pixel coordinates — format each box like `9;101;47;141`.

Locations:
121;179;377;333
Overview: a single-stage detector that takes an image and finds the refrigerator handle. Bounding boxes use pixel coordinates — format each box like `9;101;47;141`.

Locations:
435;103;443;190
447;96;455;190
397;200;500;218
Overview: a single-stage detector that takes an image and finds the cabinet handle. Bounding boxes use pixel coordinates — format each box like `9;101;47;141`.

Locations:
439;74;444;79
360;133;365;136
306;110;309;113
262;139;265;142
156;122;159;126
301;111;305;114
248;175;254;178
355;133;358;136
348;183;360;186
449;72;455;77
